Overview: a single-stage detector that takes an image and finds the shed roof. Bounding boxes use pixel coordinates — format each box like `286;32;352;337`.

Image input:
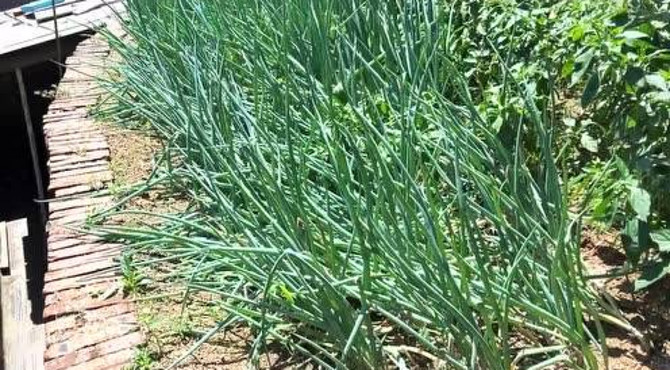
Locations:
0;0;124;56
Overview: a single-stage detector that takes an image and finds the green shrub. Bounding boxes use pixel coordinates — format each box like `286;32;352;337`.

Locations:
448;0;670;289
564;0;670;289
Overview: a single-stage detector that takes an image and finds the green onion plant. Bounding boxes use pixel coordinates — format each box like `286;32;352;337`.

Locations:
94;0;614;368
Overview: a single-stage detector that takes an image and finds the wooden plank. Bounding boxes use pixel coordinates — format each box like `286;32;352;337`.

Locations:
48;196;111;213
2;275;30;333
44;332;142;370
0;222;8;272
42;110;88;121
46;302;133;338
49;253;117;273
43;274;118;295
73;0;104;15
22;0;83;15
48;231;105;251
48;142;109;156
48;149;110;165
26;325;46;370
48;170;113;191
48;236;102;251
49;159;108;174
48;136;107;147
45;314;137;360
46;128;101;141
48;136;106;147
45;259;119;283
1;219;45;370
49;211;91;225
34;6;74;23
54;183;109;198
47;97;99;110
2;276;31;369
50;164;109;180
66;348;134;370
48;243;122;264
0;22;57;55
43;280;118;309
7;219;28;278
0;15;7;26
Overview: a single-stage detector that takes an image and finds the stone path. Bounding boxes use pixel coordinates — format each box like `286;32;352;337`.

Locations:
41;33;141;370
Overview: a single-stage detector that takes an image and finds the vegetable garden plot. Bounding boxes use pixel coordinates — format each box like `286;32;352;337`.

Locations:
92;0;668;368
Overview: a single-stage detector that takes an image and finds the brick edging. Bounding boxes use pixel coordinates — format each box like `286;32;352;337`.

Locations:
41;33;141;370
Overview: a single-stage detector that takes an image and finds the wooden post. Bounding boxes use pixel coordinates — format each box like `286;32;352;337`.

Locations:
14;68;48;229
51;0;63;77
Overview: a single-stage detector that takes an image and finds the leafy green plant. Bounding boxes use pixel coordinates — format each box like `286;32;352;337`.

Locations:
170;317;196;341
128;347;156;370
567;0;670;289
449;0;670;289
622;183;670;290
569;157;633;223
120;253;148;295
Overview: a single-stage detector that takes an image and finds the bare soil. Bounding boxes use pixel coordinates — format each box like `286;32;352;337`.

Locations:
134;272;291;369
582;227;670;370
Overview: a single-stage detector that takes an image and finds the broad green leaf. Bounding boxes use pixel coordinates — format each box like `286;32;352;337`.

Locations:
619;30;649;40
622;219;641;265
572;48;595;85
592;197;609;218
651;229;670;252
651;20;668;29
581;73;600;107
629;186;651;221
624;67;645;85
492;115;504;132
635;259;670;291
645;74;668;91
636;157;652;173
563;117;576;127
570;24;585;41
580;132;599;153
651;91;670;103
561;59;574;78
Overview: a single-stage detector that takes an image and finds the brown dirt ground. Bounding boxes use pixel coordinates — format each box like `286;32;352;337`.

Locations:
104;123;160;186
103;122;188;226
582;227;670;370
133;271;293;369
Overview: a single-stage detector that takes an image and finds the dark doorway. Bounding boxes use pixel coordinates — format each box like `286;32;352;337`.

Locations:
0;34;87;323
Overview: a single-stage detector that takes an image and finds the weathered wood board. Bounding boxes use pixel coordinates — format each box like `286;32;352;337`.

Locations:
0;222;8;271
1;219;45;370
0;0;125;55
